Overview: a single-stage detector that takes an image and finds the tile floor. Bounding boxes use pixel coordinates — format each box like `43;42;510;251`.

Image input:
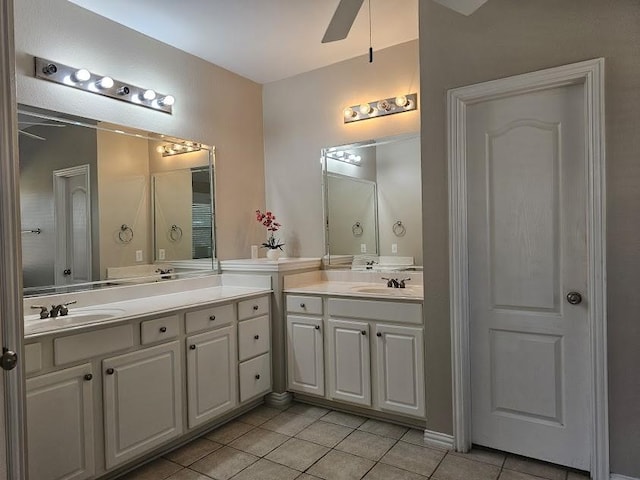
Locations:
119;403;590;480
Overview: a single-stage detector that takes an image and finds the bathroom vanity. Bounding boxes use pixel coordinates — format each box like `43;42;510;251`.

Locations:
23;274;272;480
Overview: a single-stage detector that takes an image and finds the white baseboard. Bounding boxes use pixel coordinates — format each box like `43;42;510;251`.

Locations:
423;429;454;450
264;391;293;408
611;474;640;480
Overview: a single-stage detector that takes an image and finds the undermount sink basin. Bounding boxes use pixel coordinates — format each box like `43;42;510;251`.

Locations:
25;308;126;326
351;285;422;295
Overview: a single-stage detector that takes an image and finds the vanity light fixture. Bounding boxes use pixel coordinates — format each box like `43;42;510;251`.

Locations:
156;141;203;157
343;93;417;123
34;57;175;114
325;149;361;166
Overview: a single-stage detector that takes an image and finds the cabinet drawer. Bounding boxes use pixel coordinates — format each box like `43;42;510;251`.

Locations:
54;324;134;366
286;295;323;315
141;315;180;345
238;296;269;320
185;304;234;334
24;343;42;375
239;353;271;403
328;298;422;325
238;315;270;361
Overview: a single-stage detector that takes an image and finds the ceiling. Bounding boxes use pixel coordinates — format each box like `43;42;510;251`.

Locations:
68;0;419;84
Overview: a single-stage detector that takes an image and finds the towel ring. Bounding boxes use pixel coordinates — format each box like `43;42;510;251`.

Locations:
352;222;363;237
392;221;406;237
169;224;183;242
118;224;134;243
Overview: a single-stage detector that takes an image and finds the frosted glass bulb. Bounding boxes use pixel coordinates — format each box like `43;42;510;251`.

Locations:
156;146;165;154
359;103;372;115
343;107;356;119
395;95;408;107
336;151;345;158
96;76;114;89
159;95;175;106
73;68;91;82
142;89;156;101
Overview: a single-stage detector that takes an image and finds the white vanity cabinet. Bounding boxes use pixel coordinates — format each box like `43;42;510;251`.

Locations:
103;341;183;469
186;325;237;428
26;364;95;480
237;297;272;402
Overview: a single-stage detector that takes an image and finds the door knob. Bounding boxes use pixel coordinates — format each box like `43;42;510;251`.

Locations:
0;348;18;371
566;292;583;305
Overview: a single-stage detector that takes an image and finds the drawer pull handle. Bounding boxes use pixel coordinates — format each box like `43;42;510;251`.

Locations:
189;344;196;350
209;315;216;321
106;368;114;375
254;334;260;340
255;374;260;380
252;305;259;311
361;330;367;336
159;326;167;333
376;332;382;337
84;373;93;381
315;325;320;330
300;303;306;308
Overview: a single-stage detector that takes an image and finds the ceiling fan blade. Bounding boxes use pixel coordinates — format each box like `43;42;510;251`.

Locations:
322;0;365;43
431;0;489;16
18;130;46;141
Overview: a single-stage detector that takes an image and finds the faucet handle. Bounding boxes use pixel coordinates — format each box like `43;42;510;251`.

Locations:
381;277;394;288
30;305;50;319
399;278;411;288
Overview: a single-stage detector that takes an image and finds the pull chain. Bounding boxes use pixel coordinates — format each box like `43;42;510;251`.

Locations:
368;0;373;63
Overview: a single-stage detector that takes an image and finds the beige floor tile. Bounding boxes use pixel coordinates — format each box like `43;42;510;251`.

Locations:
164;438;223;466
499;470;549;480
380;441;445;477
206;421;254;444
230;458;299;480
358;419;408;440
307;450;375;480
321;410;367;429
451;446;506;467
399;429;426;447
296;475;322;480
504;455;568;480
363;463;428;480
166;469;212;480
229;427;289;457
120;458;183;480
567;472;589;479
237;406;282;426
432;453;501;480
286;403;330;419
265;438;330;472
190;446;258;480
295;420;354;448
260;412;316;436
334;430;396;461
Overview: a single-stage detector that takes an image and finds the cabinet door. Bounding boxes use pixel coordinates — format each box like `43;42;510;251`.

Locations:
286;315;324;396
375;324;425;417
186;326;237;428
26;364;95;480
103;341;182;469
327;319;371;406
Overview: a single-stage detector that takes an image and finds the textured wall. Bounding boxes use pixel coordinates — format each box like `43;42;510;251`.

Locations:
14;0;265;260
419;0;640;475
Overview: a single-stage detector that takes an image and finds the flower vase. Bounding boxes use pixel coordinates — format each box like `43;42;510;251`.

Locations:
266;249;281;261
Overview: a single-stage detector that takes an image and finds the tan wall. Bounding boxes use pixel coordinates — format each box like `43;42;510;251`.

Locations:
152;169;193;261
14;0;265;260
419;0;640;475
263;40;420;257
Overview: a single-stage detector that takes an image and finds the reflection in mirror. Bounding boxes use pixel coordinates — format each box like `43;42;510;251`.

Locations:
18;105;216;296
322;133;422;271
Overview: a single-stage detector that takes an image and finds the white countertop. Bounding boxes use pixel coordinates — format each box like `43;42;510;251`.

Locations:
285;281;423;301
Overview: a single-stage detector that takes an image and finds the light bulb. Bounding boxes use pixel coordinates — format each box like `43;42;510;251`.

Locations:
395;95;409;107
377;99;391;112
158;95;175;106
354;155;361;163
156;146;165;154
359;103;372;115
142;89;156;101
343;107;356;119
96;76;114;89
348;154;357;160
72;68;91;83
336;151;345;158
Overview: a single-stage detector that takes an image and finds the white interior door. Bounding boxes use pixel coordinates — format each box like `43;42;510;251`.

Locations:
466;83;590;469
54;166;91;285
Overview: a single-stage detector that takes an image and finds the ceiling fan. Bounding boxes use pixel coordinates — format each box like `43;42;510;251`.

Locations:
321;0;489;44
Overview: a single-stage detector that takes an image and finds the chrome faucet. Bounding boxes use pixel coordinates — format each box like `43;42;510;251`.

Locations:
381;277;411;288
31;301;77;319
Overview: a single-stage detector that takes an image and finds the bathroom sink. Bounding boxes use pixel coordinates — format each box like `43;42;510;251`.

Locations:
351;285;422;296
25;308;126;326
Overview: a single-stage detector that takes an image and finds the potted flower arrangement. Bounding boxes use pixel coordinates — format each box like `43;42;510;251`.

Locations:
256;209;284;260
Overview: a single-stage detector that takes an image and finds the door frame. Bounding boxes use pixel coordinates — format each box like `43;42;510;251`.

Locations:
448;59;607;479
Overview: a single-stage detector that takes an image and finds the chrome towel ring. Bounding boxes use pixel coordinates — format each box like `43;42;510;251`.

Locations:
118;224;134;243
169;224;183;242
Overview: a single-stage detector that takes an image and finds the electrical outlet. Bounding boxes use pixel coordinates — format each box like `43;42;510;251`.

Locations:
135;250;143;262
391;243;398;254
360;243;367;253
158;249;166;260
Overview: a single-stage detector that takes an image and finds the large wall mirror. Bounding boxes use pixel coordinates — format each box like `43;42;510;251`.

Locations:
322;133;422;270
18;105;217;296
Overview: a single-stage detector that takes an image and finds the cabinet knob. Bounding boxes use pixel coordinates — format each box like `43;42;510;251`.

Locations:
189;344;196;350
315;325;320;330
254;334;260;340
361;330;367;336
300;303;306;308
255;374;260;380
252;305;259;311
159;326;167;333
376;332;382;337
209;315;216;321
106;368;114;375
84;373;93;381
